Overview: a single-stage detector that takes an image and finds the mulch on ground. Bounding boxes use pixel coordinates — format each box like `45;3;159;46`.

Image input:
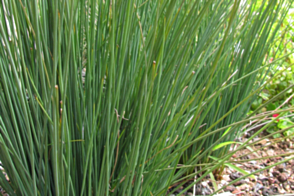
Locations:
168;130;294;196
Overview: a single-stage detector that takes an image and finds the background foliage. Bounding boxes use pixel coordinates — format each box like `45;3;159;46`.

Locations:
250;6;294;139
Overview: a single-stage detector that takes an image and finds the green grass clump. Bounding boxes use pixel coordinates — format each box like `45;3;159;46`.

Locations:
0;0;292;195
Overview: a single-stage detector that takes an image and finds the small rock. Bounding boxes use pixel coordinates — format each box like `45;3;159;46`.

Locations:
221;180;229;186
224;167;234;174
268;178;276;185
252;165;261;170
201;187;212;195
259;177;268;181
258;174;267;180
201;181;208;187
258;139;269;145
282;141;290;149
249;160;257;165
232;188;245;196
233;180;245;186
277;172;288;183
266;149;275;156
230;173;242;180
279;187;286;194
254;182;263;192
289;179;294;190
232;188;241;194
262;187;274;196
269;168;274;176
246;180;254;187
262;180;269;186
222;175;231;181
262;162;268;167
270;185;279;194
224;185;236;192
250;177;256;182
195;184;202;195
276;164;285;172
238;184;250;191
218;180;229;190
266;159;271;164
275;156;282;161
215;192;235;196
244;132;251;138
251;192;259;196
240;155;250;160
283;182;291;192
272;170;280;177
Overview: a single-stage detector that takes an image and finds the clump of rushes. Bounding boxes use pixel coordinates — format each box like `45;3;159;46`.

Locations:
0;0;292;195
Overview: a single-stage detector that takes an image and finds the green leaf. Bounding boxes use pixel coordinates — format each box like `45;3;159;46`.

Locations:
224;163;256;180
277;118;294;129
212;141;242;151
266;103;277;110
209;172;219;192
222;127;232;137
260;92;270;100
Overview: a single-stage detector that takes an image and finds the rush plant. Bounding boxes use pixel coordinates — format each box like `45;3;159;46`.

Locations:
0;0;292;195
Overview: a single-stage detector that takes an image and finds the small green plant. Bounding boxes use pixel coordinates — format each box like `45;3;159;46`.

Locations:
264;113;294;138
277;116;294;137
